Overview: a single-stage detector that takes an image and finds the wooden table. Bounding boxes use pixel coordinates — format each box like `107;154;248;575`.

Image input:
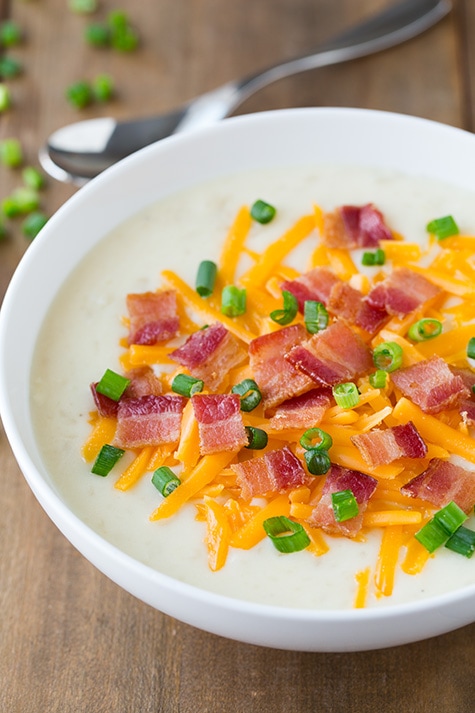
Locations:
1;1;475;710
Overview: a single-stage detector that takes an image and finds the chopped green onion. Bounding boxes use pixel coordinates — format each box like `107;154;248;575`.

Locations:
250;199;276;224
66;80;94;109
68;0;98;13
304;449;331;475
332;489;359;522
171;373;204;397
0;20;22;47
195;260;217;297
415;518;448;553
108;11;139;52
433;501;467;535
221;285;246;317
0;138;22;167
2;187;40;218
96;368;130;401
369;369;387;389
304;300;328;334
0;55;22;79
361;248;385;266
22;212;48;239
245;426;268;450
407;318;442;342
92;74;114;102
0;84;11;112
22;166;45;191
426;215;459;240
84;23;111;47
270;290;298;325
299;427;333;451
372;341;403;372
91;444;125;476
263;516;310;553
232;378;262;412
445;526;475;558
332;382;359;409
467;337;475;360
152;466;181;497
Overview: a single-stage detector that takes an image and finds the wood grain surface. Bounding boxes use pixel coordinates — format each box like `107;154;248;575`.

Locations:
1;1;475;711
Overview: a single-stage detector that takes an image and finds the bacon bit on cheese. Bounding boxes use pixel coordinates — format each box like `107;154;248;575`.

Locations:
127;290;179;345
83;198;475;608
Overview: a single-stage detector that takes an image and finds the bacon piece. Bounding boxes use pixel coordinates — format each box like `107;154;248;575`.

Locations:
114;394;185;448
248;324;313;412
281;267;340;312
286;320;373;386
326;281;388;334
308;465;378;537
124;367;162;398
90;382;119;417
391;355;470;414
322;204;393;249
402;458;475;514
169;323;246;390
366;268;441;317
127;290;179;345
351;422;427;467
231;446;306;501
268;388;332;431
191;393;248;455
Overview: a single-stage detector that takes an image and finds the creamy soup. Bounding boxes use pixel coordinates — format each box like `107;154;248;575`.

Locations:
31;165;475;610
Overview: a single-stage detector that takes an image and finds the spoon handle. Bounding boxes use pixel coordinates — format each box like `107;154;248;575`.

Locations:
176;0;451;132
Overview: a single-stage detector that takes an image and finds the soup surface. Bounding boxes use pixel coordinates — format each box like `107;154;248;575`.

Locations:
31;165;475;610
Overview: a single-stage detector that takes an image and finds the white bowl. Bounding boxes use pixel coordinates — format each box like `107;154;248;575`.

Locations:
2;107;475;652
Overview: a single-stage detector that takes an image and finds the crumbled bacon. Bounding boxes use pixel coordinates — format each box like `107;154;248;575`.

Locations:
308;464;378;537
401;458;475;514
169;323;247;390
281;267;340;312
192;393;248;455
268;388;332;431
391;355;470;414
232;446;306;501
114;394;185;448
322;204;393;249
286;320;373;386
124;367;163;398
351;422;427;467
248;324;313;412
127;290;179;345
366;268;441;317
90;382;119;417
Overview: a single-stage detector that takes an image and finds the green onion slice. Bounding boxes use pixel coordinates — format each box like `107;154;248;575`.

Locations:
299;427;333;451
250;199;276;224
331;489;359;522
332;382;359;409
270;290;298;326
304;449;331;476
96;368;130;401
361;248;385;266
304;300;329;334
407;318;442;342
433;500;467;535
221;285;246;317
415;518;449;553
232;378;262;412
91;444;125;476
152;466;181;497
263;516;310;553
369;369;387;389
245;426;268;450
372;341;403;372
467;337;475;360
426;215;459;240
445;525;475;558
195;260;217;297
171;373;204;397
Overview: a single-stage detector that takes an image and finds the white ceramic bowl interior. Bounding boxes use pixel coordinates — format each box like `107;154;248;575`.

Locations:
2;107;475;652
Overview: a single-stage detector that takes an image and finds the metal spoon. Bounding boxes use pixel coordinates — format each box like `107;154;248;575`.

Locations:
40;0;451;185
